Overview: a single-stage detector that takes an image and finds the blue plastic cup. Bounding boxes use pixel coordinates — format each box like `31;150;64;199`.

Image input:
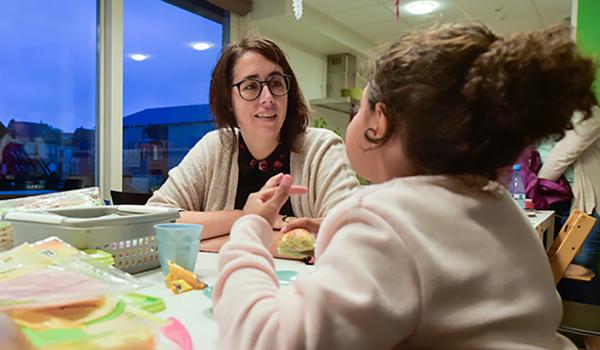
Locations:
154;223;203;275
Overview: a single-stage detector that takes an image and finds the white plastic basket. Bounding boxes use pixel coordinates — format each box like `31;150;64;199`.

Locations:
0;187;106;252
3;205;180;273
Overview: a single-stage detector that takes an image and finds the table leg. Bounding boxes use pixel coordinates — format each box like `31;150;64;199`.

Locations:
546;219;555;251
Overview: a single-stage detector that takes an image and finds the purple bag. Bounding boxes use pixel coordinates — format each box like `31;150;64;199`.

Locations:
516;147;573;210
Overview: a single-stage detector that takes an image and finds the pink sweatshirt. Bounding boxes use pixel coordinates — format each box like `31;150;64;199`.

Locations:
213;175;575;349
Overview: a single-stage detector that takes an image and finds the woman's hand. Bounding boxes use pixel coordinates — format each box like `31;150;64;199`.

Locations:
243;174;307;226
261;173;287;190
281;217;323;234
273;215;287;230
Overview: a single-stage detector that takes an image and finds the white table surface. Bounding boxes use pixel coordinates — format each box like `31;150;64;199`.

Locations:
136;212;556;349
135;252;312;350
528;210;555;231
528;210;556;250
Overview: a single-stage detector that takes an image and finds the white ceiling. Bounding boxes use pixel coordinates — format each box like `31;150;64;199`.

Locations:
248;0;572;55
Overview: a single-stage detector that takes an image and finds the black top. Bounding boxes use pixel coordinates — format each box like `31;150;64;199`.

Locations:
234;136;295;216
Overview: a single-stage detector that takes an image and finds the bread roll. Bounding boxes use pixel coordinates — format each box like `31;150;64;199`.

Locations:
277;228;315;259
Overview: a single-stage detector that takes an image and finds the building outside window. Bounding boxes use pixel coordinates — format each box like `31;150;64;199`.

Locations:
0;1;227;198
0;1;97;197
122;0;226;194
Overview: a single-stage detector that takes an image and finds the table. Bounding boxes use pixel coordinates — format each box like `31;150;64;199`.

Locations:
135;212;556;349
136;252;311;350
529;210;556;250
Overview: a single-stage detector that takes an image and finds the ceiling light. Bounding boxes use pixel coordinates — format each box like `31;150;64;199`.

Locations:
129;54;149;62
405;1;439;15
190;41;213;51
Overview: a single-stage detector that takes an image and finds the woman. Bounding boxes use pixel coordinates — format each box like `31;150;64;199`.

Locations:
539;105;600;305
147;37;359;239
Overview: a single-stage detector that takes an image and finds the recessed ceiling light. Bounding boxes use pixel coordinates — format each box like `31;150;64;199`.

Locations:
405;1;439;15
129;54;149;62
190;41;213;51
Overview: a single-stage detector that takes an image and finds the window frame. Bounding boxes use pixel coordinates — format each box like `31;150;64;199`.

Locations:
97;0;229;200
97;0;123;202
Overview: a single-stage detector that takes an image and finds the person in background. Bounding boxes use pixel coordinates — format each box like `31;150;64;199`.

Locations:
538;105;600;305
147;37;359;239
213;23;596;349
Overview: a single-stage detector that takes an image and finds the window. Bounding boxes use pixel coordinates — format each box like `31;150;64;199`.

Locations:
0;1;97;197
122;0;227;193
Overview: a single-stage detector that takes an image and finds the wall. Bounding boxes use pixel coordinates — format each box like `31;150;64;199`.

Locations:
275;39;326;100
230;12;327;100
576;0;600;99
272;40;354;135
265;35;353;135
230;13;356;135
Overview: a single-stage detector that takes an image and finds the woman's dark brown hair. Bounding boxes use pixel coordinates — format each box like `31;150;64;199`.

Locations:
209;36;310;151
365;23;597;179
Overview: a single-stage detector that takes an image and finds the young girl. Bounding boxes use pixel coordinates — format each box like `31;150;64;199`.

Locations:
213;23;597;349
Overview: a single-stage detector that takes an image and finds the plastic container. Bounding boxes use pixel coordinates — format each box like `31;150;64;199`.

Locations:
2;205;180;273
509;164;526;210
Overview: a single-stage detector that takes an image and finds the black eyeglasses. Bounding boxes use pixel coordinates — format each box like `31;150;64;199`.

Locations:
231;73;291;101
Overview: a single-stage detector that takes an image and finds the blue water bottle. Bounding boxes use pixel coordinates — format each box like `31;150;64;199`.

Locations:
509;164;526;210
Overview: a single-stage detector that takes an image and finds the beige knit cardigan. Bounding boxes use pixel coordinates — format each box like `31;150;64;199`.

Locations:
147;127;359;218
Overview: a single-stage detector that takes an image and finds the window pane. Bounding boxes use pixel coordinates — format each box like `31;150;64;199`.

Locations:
123;0;225;194
0;1;97;197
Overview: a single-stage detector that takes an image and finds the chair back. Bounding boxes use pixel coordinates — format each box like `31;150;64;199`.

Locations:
547;209;597;285
110;190;152;205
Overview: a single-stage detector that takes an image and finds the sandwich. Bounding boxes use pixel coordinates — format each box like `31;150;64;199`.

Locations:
277;228;315;259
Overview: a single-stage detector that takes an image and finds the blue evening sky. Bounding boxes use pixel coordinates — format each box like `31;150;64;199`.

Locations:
0;0;223;132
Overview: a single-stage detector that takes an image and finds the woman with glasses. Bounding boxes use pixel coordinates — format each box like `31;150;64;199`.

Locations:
147;37;359;238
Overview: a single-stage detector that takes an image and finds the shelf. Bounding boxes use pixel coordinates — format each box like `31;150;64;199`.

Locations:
310;97;357;114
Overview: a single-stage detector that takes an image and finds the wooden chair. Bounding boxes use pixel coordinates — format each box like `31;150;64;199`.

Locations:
546;209;599;349
547;209;597;284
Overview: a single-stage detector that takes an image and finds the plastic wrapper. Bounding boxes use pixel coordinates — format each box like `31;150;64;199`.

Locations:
0;188;104;251
0;237;146;312
0;187;103;214
10;298;165;350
